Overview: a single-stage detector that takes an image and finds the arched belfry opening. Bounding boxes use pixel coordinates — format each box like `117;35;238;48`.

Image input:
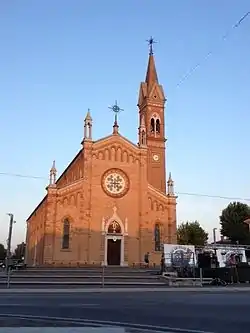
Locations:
156;119;160;133
150;118;155;133
101;207;128;266
150;114;161;136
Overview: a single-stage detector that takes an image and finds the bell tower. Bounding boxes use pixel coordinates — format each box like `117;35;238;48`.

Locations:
137;38;166;193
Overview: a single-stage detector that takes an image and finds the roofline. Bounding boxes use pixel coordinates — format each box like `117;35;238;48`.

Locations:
93;133;139;151
148;184;178;201
26;194;47;222
56;149;83;184
27;149;83;222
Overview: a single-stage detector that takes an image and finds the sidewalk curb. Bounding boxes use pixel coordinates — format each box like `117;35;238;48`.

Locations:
0;286;249;293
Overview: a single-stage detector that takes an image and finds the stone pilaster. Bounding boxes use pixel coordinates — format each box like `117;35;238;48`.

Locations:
81;139;93;264
43;185;57;264
139;148;148;262
124;235;128;264
100;231;105;264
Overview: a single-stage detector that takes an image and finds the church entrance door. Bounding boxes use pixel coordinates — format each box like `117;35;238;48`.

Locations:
107;239;121;265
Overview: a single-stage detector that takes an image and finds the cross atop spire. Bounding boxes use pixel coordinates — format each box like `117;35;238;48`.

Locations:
146;36;157;55
109;100;124;123
109;101;124;134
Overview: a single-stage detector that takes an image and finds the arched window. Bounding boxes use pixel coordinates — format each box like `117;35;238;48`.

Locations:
156;119;160;133
150;118;155;132
154;223;161;252
108;221;122;234
62;219;70;249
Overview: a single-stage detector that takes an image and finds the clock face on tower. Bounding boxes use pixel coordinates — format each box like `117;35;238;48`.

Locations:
153;154;159;162
101;168;130;198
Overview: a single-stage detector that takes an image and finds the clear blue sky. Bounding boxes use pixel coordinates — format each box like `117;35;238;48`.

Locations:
0;1;249;248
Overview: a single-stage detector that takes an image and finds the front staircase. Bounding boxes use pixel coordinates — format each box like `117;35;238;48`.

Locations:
0;266;166;288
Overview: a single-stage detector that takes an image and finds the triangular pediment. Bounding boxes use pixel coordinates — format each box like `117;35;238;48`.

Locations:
93;133;139;154
138;82;148;106
148;82;165;101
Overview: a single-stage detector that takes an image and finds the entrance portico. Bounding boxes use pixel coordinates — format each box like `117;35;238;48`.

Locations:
102;206;128;266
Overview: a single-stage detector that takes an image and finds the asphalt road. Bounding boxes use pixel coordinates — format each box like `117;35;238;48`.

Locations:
0;290;249;333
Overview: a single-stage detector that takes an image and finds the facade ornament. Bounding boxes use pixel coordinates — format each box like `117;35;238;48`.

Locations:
49;160;57;186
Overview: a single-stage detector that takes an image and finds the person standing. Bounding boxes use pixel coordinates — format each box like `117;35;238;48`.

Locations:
228;253;239;284
160;253;165;274
144;252;150;268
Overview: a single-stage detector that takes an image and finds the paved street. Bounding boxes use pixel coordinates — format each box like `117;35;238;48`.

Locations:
0;290;249;332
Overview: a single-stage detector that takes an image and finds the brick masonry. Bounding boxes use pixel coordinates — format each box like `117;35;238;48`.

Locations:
25;51;177;267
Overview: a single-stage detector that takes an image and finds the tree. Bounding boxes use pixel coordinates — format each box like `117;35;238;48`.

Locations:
220;201;250;244
0;244;7;261
177;221;208;246
12;242;26;260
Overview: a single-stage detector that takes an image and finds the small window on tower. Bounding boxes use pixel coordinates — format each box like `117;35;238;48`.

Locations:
150;118;155;133
156;119;160;133
142;130;146;145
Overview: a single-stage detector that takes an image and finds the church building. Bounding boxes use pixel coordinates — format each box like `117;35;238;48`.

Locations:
25;41;177;267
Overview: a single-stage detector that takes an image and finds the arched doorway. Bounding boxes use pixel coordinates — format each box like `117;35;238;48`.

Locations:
107;221;122;266
102;206;127;266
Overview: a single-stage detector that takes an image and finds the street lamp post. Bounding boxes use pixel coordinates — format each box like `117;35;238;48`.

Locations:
6;213;15;272
213;228;217;244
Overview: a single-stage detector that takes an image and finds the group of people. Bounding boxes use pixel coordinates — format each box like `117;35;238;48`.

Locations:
144;249;244;284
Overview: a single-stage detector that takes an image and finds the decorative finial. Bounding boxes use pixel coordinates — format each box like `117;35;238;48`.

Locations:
50;160;56;173
168;172;172;182
167;172;174;196
108;100;124;125
85;108;92;121
146;36;157;55
49;160;57;185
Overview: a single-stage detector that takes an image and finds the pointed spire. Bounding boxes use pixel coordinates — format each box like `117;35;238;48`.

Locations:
49;160;57;186
84;108;93;140
84;108;92;122
168;172;172;182
145;37;158;87
167;172;174;196
50;160;56;172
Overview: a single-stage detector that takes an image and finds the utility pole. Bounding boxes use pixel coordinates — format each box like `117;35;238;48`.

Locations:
6;213;14;272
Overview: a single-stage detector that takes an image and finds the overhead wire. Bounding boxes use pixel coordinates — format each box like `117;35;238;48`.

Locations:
1;171;250;202
0;172;45;180
0;12;250;203
175;10;250;88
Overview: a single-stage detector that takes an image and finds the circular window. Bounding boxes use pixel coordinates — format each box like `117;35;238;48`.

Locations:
101;168;130;198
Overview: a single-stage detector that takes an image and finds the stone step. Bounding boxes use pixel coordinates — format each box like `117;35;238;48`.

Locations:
20;268;159;273
0;280;166;287
0;275;159;280
7;270;160;277
0;278;161;283
0;328;125;333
